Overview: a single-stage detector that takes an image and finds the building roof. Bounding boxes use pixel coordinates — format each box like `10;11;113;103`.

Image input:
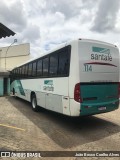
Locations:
0;23;15;39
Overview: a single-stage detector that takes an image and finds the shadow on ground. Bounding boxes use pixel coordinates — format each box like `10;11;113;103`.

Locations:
7;96;120;149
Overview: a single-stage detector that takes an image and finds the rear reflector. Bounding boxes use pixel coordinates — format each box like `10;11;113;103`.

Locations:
83;97;97;101
74;83;82;103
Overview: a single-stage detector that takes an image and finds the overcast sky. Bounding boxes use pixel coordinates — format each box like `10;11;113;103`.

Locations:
0;0;120;58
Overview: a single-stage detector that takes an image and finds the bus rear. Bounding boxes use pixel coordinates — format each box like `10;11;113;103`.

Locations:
77;39;119;116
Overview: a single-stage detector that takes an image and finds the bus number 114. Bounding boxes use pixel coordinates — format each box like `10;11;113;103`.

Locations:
84;64;92;72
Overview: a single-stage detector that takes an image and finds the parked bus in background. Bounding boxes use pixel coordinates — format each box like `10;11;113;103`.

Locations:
10;39;119;117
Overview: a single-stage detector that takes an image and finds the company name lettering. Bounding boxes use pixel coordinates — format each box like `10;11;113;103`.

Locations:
43;86;54;91
91;53;112;61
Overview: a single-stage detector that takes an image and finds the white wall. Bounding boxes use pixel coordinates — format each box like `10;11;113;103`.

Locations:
0;56;31;70
0;43;31;70
0;43;30;57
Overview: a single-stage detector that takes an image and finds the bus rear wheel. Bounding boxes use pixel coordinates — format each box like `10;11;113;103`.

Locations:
31;94;39;112
13;88;15;95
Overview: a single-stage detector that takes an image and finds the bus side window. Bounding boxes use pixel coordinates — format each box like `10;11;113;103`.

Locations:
15;68;18;78
28;63;33;77
22;66;25;77
32;62;37;76
58;49;70;76
21;67;23;78
24;65;28;77
17;68;19;78
43;57;49;77
19;67;22;77
37;59;42;76
49;53;58;76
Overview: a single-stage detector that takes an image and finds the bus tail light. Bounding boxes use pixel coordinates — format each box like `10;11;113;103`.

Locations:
74;83;82;103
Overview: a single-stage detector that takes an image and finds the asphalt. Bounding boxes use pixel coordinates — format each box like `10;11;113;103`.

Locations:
0;96;120;160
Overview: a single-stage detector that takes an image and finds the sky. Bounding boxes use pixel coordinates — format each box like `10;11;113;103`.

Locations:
0;0;120;58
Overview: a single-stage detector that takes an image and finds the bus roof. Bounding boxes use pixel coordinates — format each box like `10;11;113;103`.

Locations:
13;38;118;69
79;38;117;48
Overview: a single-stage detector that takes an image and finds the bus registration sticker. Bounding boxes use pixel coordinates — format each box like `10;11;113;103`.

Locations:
98;107;106;111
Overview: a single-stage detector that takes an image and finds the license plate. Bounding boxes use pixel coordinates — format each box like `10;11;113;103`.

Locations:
98;107;106;111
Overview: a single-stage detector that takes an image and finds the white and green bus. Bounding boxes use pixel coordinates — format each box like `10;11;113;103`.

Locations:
10;39;119;116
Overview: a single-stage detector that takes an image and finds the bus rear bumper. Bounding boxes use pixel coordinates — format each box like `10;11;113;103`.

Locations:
80;100;119;116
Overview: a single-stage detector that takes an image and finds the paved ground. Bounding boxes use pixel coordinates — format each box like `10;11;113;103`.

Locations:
0;96;120;160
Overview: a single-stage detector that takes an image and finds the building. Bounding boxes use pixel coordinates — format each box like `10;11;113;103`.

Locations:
0;43;31;96
0;23;31;96
0;43;30;70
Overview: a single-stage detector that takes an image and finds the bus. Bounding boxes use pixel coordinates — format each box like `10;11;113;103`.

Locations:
10;39;119;117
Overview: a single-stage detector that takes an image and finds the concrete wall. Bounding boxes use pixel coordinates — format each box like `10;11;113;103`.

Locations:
0;43;30;58
0;43;31;70
0;56;31;70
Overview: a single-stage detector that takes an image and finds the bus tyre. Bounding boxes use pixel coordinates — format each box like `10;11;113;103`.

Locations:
13;88;17;98
13;88;15;95
31;94;39;112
